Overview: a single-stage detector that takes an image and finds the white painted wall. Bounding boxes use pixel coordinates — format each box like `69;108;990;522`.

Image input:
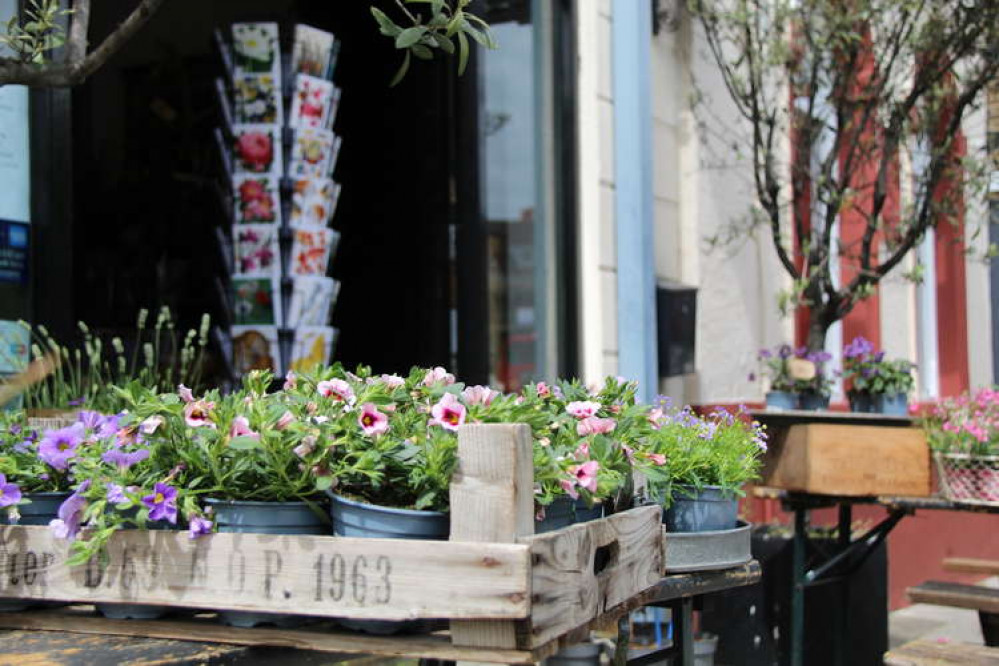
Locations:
964;103;995;389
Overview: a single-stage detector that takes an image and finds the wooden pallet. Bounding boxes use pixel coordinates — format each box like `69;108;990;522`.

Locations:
0;424;665;660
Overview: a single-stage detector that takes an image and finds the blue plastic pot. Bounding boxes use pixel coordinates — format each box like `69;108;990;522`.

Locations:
664;485;738;533
765;391;797;411
328;493;448;635
209;499;330;628
848;392;874;413
798;392;830;411
875;392;909;416
535;496;604;534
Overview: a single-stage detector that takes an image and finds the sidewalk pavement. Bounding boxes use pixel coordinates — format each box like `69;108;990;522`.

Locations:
888;577;998;648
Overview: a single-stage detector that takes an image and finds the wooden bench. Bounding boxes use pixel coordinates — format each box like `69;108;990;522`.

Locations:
907;581;999;647
885;639;999;665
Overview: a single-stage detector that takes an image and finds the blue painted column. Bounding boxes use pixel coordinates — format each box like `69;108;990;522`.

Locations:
612;0;657;400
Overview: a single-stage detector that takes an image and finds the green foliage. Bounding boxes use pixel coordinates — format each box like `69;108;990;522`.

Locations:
371;0;497;85
0;0;70;64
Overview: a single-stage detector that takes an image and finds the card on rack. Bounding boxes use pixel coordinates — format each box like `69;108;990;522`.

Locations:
233;224;281;276
326;87;342;131
231;22;280;76
327;135;343;177
289;177;339;228
232;325;279;375
290;227;337;276
290;326;337;373
233;174;282;225
287;276;338;327
214;78;234;131
232;276;282;326
292;25;335;79
232;124;282;176
290;74;334;129
289;128;335;178
233;72;282;125
213;28;234;83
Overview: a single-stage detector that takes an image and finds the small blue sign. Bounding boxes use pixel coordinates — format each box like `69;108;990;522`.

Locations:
0;220;29;284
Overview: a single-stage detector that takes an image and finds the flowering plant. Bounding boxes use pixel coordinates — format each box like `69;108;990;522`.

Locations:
842;336;914;396
756;345;833;396
519;377;655;512
919;388;999;456
641;401;767;502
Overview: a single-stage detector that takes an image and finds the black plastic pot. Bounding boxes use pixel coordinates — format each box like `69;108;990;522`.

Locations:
848;392;874;413
535;496;604;533
798;392;830;411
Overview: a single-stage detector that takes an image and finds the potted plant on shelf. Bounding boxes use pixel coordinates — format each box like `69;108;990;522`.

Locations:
756;346;798;410
793;349;833;411
641;402;767;533
920;388;999;504
842;336;915;415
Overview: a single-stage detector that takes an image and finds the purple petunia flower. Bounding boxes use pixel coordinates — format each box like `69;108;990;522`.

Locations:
758;348;773;359
844;336;875;359
7;424;21;437
778;345;793;359
106;483;127;505
188;515;213;539
68;397;86;407
142;483;178;524
49;480;91;540
37;424;86;471
77;410;104;431
0;474;21;508
101;447;150;470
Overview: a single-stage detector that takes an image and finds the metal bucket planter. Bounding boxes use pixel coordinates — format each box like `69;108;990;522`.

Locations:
874;392;908;416
663;521;752;573
96;514;179;620
328;493;448;635
209;498;330;628
765;391;796;411
535;496;604;534
543;641;612;666
934;453;999;505
664;485;738;533
798;391;830;411
0;492;70;611
848;392;874;413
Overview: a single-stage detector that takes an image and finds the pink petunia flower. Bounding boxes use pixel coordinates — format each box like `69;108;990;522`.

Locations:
357;403;389;436
140;415;164;435
184;400;216;428
275;411;295;431
229;415;259;440
576;416;616;436
178;384;194;403
283;371;297;390
571;460;600;493
429;393;467;431
462;385;499;407
566;401;601;419
317;379;354;403
422;366;455;386
647;453;667;466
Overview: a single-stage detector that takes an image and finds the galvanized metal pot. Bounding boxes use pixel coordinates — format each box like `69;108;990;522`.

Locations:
664;485;738;533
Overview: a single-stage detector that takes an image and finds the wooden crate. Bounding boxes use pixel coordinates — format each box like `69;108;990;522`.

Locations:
761;423;931;497
0;424;664;661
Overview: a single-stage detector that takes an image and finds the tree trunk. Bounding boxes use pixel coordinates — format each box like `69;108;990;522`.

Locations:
807;315;828;353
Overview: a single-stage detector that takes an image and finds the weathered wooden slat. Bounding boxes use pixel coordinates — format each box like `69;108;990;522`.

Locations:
0;608;540;664
907;581;999;614
522;504;663;648
943;558;999;576
449;423;535;651
884;639;999;665
0;525;530;620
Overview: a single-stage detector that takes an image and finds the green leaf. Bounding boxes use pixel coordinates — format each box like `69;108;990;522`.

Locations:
315;475;334;492
390;50;411;87
431;33;455;54
461;23;491;49
457;30;469;76
371;7;402;37
229;436;261;450
396;26;427;49
411;44;434;60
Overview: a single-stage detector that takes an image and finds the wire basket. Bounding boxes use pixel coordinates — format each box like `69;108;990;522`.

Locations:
934;452;999;506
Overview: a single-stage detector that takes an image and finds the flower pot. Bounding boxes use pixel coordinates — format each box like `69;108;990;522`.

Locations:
26;410;78;431
0;492;71;611
848;392;874;414
96;510;180;620
935;453;999;505
208;499;329;628
535;496;605;534
328;493;447;635
797;392;830;411
765;391;797;411
874;392;908;416
664;485;738;533
544;641;610;666
694;633;719;666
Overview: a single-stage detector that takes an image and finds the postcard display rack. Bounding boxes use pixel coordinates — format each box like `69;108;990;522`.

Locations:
213;22;342;379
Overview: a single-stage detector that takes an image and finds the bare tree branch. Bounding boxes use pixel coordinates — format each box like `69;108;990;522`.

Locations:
0;0;165;87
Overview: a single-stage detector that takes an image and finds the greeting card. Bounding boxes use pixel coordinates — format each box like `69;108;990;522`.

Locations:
286;276;338;327
233;224;280;276
232;22;280;75
232;276;282;326
290;227;337;276
232;123;282;176
290;326;337;373
289;74;334;130
292;25;335;79
232;325;279;375
233;175;281;225
289;177;340;228
233;73;282;125
289;128;335;178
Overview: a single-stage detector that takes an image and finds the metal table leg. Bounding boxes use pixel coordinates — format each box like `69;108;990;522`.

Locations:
671;596;694;666
834;504;852;666
791;507;809;666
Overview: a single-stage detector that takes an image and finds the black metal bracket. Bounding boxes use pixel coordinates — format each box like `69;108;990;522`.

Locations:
801;509;907;587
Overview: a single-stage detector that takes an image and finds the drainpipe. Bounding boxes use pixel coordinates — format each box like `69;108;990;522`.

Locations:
913;139;940;399
613;0;658;400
